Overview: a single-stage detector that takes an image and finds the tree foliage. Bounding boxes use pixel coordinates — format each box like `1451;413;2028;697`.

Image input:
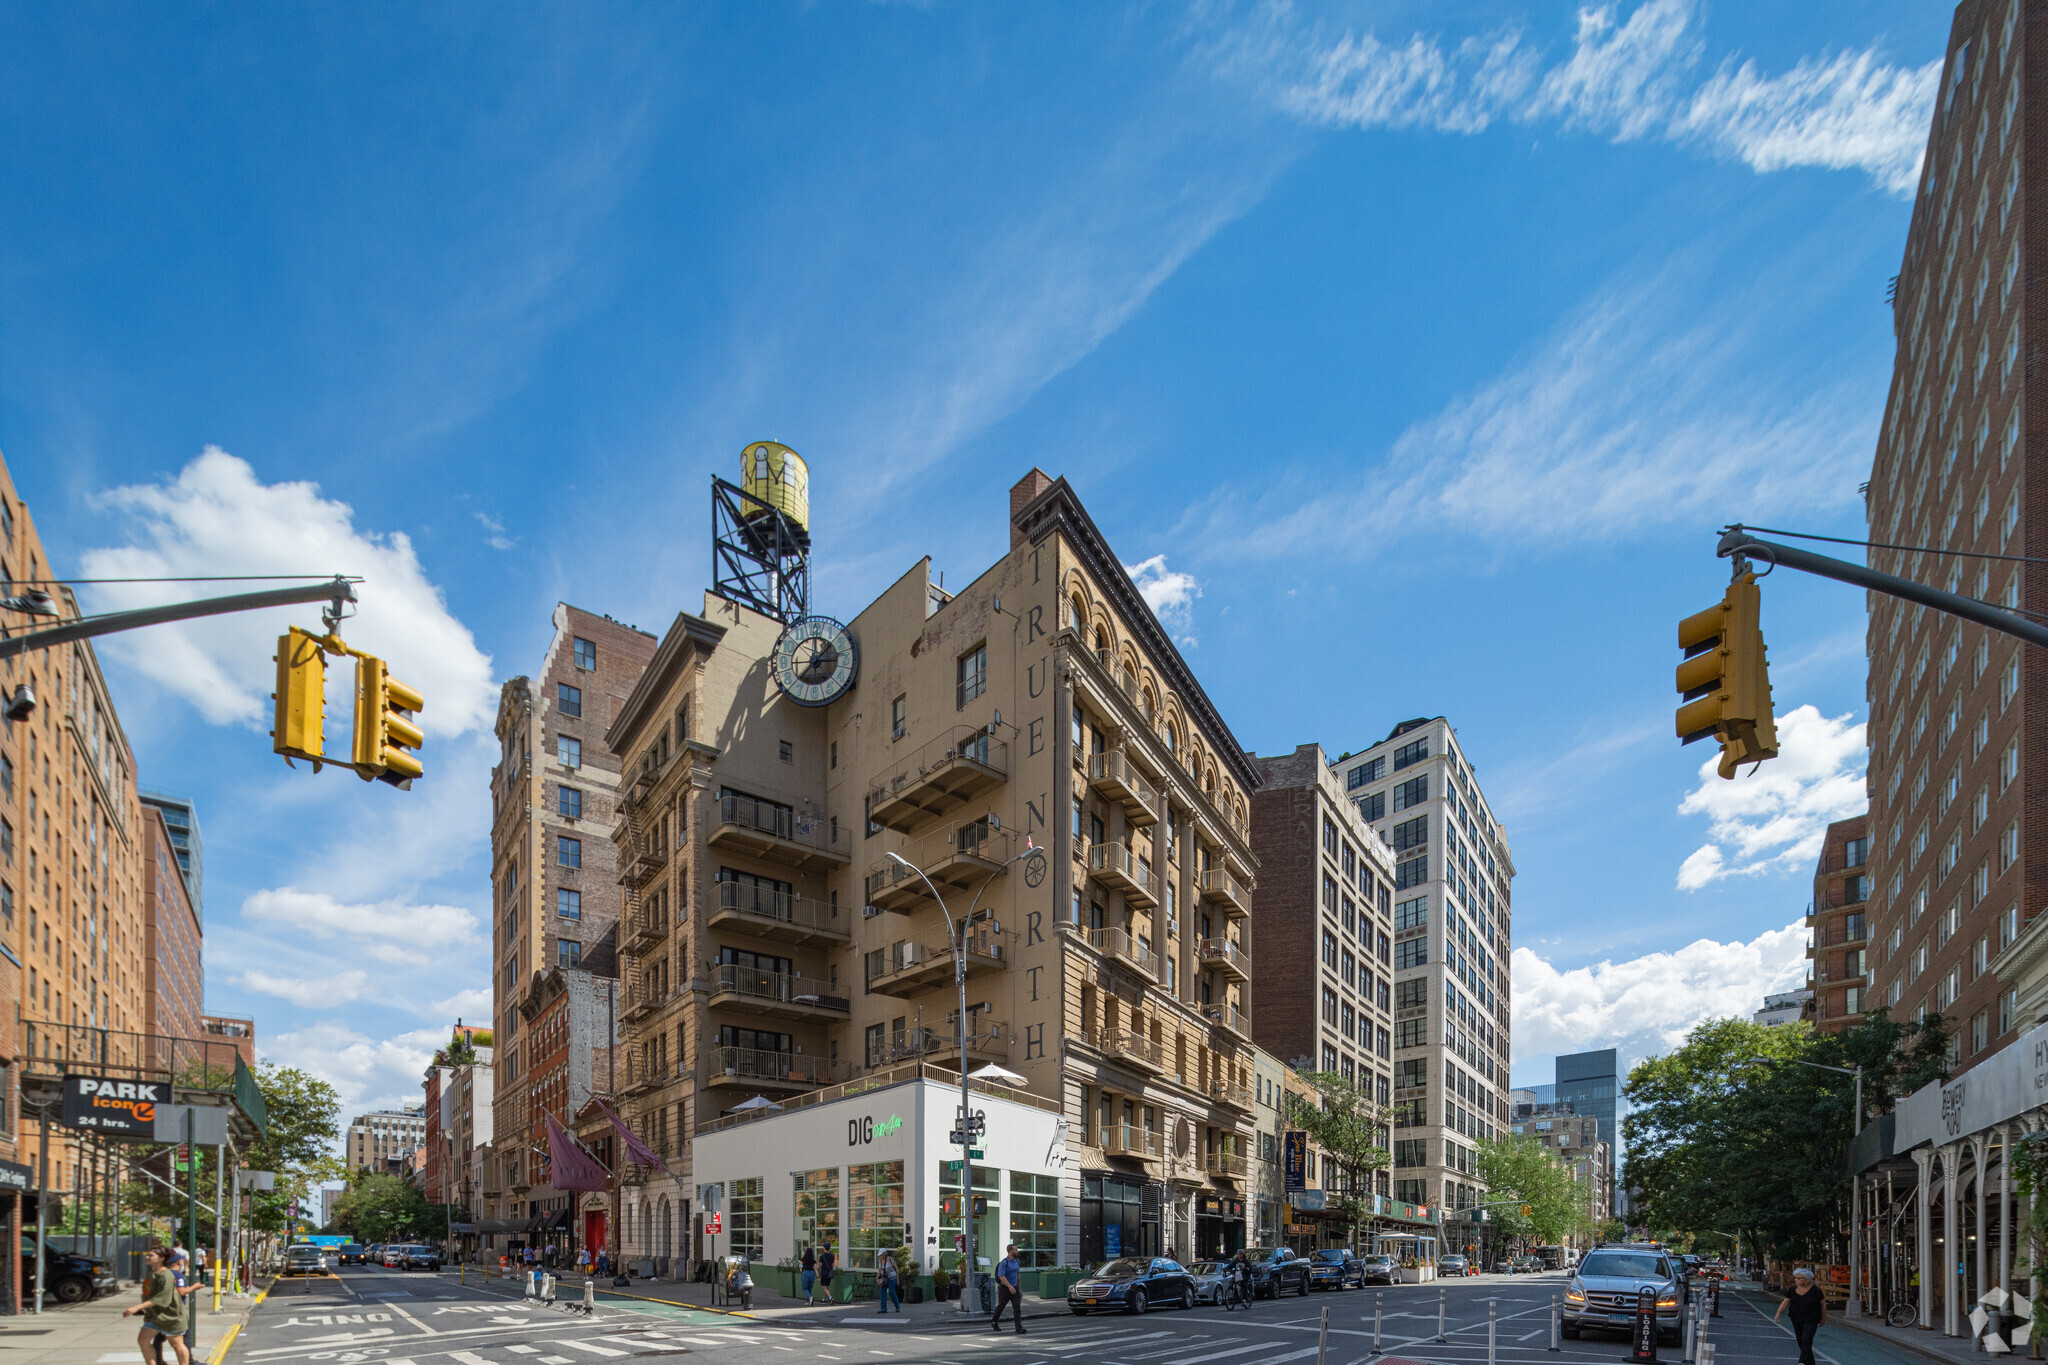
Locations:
1472;1135;1587;1245
1622;1008;1946;1262
329;1172;447;1245
1289;1070;1391;1242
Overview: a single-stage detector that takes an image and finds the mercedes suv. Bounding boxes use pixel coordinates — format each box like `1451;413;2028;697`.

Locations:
1563;1246;1683;1343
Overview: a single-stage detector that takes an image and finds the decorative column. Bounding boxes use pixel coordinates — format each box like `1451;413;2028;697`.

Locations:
1942;1142;1962;1337
1915;1147;1935;1329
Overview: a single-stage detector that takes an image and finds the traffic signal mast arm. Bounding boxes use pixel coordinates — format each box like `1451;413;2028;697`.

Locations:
1717;527;2048;652
0;577;357;659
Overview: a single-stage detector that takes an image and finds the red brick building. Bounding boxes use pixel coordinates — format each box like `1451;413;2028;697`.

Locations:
1864;0;2038;1072
144;804;204;1043
1808;817;1871;1034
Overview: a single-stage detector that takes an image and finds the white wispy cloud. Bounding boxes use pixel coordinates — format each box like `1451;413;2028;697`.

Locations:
1676;703;1867;891
242;970;368;1008
432;987;494;1022
1512;916;1811;1073
1203;0;1937;195
262;1022;449;1117
1181;259;1876;556
243;887;482;949
80;448;497;736
1126;555;1203;643
474;511;516;552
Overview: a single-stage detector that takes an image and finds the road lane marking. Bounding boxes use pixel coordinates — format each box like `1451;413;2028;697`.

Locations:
507;1347;540;1354
450;1352;498;1365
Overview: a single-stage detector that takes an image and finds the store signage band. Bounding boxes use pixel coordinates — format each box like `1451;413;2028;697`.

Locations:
61;1075;166;1136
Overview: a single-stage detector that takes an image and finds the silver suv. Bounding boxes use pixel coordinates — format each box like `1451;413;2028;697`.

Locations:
1563;1246;1681;1343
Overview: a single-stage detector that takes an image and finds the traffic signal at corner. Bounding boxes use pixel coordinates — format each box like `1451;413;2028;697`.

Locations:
272;627;329;765
1675;571;1779;779
354;655;425;788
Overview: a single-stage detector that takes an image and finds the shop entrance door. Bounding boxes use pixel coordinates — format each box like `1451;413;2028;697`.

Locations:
584;1211;606;1259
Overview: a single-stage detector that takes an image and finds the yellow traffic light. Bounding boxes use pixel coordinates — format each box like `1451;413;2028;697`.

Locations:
271;627;328;766
1676;572;1778;779
353;655;425;787
1521;1203;1533;1218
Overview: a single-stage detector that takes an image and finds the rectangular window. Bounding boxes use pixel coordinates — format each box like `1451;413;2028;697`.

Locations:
1393;737;1429;770
1396;1018;1427;1049
557;683;582;717
892;695;907;740
558;836;581;868
1393;776;1428;812
573;637;596;670
779;740;793;763
956;645;987;708
1394;856;1428;890
1395;938;1427;970
559;736;582;769
557;785;583;819
2003;821;2021;871
1357;792;1385;823
1009;1170;1060;1269
558;940;581;969
729;1177;764;1261
557;889;582;920
1395;896;1427;931
1396;1058;1427;1088
1391;816;1428;851
1396;978;1427;1009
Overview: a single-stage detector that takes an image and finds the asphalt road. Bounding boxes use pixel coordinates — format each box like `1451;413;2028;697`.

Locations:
224;1267;1921;1365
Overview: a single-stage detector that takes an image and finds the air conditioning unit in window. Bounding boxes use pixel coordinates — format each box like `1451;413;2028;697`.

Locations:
862;905;885;919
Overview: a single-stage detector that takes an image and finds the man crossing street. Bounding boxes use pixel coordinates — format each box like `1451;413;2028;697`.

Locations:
989;1244;1025;1335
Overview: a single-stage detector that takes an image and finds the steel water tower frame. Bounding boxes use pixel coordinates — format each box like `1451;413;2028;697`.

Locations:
711;440;811;624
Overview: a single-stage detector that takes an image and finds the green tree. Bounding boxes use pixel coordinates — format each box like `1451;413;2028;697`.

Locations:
1288;1071;1391;1246
1472;1135;1585;1247
330;1172;447;1245
1623;1008;1946;1265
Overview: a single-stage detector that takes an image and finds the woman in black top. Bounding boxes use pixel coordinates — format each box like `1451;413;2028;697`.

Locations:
1774;1266;1826;1365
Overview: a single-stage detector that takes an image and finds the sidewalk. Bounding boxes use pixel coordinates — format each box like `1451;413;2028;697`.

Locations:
0;1279;272;1365
1725;1283;1986;1365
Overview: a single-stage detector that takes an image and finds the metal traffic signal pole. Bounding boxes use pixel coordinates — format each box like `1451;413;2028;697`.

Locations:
1716;528;2048;651
0;578;357;660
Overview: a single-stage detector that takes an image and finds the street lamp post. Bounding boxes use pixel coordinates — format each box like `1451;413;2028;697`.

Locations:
1750;1056;1864;1316
886;844;1037;1317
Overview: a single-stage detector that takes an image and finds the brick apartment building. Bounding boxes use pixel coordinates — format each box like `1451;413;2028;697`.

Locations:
489;606;652;1243
1808;817;1872;1034
143;802;204;1042
1864;0;2039;1071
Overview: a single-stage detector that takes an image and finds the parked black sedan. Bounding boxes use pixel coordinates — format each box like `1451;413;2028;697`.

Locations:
394;1244;442;1271
1068;1257;1198;1314
1243;1246;1311;1299
1308;1249;1365;1290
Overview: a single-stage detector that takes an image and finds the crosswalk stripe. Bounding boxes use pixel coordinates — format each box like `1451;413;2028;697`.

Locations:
1182;1346;1323;1365
551;1342;628;1358
450;1353;497;1365
1142;1344;1266;1365
506;1349;540;1356
540;1357;573;1364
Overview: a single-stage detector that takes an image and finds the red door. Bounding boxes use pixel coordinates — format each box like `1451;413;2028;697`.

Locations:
584;1211;606;1255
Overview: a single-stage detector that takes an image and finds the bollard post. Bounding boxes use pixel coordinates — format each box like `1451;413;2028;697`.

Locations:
583;1276;596;1316
1438;1286;1448;1343
1489;1298;1498;1365
1551;1293;1562;1353
1709;1278;1721;1319
1375;1292;1384;1355
1699;1346;1715;1365
1319;1305;1330;1365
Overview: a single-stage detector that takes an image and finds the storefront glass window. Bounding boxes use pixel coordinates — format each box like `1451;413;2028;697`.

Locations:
939;1163;1000;1274
1008;1171;1059;1268
730;1177;764;1261
847;1160;905;1271
793;1168;840;1261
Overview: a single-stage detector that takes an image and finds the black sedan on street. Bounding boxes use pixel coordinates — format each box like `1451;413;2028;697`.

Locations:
1308;1249;1364;1290
394;1244;442;1271
1243;1246;1311;1298
1067;1257;1198;1314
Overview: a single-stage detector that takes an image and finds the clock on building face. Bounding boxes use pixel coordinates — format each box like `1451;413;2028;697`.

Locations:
771;615;859;707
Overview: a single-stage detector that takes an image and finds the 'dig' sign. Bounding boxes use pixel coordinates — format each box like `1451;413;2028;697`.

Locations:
62;1076;166;1136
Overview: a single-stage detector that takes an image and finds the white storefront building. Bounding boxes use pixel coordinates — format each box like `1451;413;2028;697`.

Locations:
693;1073;1068;1276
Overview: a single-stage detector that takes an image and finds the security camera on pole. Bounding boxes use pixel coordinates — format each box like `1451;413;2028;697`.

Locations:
886;834;1044;1316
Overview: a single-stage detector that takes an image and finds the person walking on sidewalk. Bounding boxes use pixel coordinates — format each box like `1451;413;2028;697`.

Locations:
818;1244;836;1302
877;1251;901;1314
1774;1266;1827;1365
125;1249;190;1365
989;1244;1025;1335
800;1245;817;1304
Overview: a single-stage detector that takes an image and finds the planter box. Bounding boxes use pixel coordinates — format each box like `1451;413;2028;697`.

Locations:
1037;1271;1084;1299
1398;1266;1435;1283
904;1284;924;1304
764;1266;799;1298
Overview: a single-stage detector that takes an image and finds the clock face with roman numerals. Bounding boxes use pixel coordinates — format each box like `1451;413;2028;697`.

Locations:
772;615;859;707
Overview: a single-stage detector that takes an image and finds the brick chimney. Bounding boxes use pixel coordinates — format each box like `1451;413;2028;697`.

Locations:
1009;468;1056;549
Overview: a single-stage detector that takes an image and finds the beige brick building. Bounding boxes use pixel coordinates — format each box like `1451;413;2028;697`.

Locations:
600;468;1262;1272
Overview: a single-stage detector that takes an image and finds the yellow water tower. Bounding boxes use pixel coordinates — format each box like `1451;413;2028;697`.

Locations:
741;441;809;537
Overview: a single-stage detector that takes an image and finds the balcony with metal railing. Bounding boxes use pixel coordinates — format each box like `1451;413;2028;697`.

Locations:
867;726;1009;834
864;931;1007;998
865;818;1014;912
710;879;849;945
1203;1002;1251;1041
1086;926;1158;979
1198;936;1251;983
1198;867;1251;920
1204;1151;1249;1180
708;964;851;1020
1088;750;1158;827
1098;1122;1160;1161
701;1047;849;1092
867;1019;1010;1067
708;792;849;869
1089;841;1158;909
1094;1028;1164;1072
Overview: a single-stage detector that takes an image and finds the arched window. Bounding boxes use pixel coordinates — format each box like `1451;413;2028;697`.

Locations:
1068;596;1086;631
1164;724;1178;753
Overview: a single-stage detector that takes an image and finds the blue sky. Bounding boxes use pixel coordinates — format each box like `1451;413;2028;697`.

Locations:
0;0;1949;1111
